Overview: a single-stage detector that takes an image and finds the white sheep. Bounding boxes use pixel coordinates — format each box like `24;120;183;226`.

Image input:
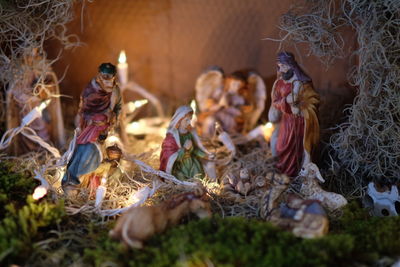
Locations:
299;162;348;211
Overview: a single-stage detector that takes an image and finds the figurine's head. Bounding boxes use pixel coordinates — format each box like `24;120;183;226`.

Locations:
97;63;116;92
239;168;249;180
177;111;193;133
168;105;193;133
225;71;247;94
106;144;122;161
276;52;311;82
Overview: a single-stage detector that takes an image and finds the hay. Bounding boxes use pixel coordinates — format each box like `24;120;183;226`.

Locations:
269;0;400;197
0;0;81;126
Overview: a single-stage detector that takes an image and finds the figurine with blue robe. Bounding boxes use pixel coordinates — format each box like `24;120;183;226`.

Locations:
62;63;121;193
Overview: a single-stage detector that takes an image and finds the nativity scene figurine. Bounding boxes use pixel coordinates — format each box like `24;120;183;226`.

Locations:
269;52;320;177
62;63;121;194
6;48;65;155
195;67;266;138
159;105;216;180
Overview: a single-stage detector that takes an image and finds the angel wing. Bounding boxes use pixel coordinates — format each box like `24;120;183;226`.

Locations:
244;72;266;131
195;66;224;112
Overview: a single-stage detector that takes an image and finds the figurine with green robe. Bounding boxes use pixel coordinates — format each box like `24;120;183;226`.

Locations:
159;106;216;180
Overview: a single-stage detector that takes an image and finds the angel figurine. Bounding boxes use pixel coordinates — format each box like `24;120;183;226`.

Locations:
6;48;65;155
268;52;319;177
159;105;215;180
195;67;266;137
62;63;121;194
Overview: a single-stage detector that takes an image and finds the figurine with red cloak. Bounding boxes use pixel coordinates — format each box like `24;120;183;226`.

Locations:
160;106;216;180
268;52;319;177
62;63;121;192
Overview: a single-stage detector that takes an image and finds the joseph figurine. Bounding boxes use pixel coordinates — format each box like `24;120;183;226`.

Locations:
269;52;319;177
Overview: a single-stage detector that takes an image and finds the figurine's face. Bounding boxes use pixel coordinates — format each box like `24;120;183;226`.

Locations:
277;63;294;81
277;63;290;73
178;113;193;133
239;168;249;179
225;78;245;94
97;73;115;92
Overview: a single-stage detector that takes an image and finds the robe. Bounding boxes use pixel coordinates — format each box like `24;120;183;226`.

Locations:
273;79;305;177
62;79;120;188
159;132;206;180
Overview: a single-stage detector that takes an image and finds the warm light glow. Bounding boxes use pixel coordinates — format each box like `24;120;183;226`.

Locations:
126;121;141;133
107;135;120;144
190;99;197;113
127;99;148;113
38;99;51;112
33;185;47;200
262;122;274;141
118;50;127;64
190;99;197;126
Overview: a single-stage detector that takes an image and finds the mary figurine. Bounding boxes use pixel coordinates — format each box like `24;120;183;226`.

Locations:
160;106;215;180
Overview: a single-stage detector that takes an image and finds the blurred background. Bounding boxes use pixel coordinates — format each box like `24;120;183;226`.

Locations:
47;0;356;131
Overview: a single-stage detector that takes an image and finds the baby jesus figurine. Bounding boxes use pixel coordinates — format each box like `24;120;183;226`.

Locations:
222;168;252;196
159;106;215;180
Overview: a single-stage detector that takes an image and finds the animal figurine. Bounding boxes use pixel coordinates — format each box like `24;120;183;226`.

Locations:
280;195;329;239
260;172;291;219
364;182;400;217
195;67;266;137
109;187;212;249
299;162;347;211
222;168;252;196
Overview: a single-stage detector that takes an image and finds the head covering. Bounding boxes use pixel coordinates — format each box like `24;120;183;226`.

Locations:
168;106;193;132
277;52;311;82
98;63;116;76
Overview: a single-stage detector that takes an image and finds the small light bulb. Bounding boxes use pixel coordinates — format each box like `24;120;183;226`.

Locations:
118;50;127;64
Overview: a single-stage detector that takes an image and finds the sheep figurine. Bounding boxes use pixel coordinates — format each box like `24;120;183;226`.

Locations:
299;162;347;212
109;187;211;249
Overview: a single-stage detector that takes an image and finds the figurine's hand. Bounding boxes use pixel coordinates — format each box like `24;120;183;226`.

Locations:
183;139;192;150
291;106;301;115
207;153;216;161
286;93;298;104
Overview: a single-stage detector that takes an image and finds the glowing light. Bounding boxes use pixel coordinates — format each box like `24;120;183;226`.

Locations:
117;50;128;86
118;50;127;64
101;177;107;185
39;99;51;112
127;99;148;113
32;185;47;200
262;122;274;141
190;99;197;113
190;100;197;126
107;135;120;145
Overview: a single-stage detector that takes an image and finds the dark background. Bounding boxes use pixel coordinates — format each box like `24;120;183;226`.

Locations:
47;0;356;130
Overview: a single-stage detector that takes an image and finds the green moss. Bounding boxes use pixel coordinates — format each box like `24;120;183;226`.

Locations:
0;196;65;265
0;161;37;217
83;202;400;267
1;160;399;266
0;160;66;266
